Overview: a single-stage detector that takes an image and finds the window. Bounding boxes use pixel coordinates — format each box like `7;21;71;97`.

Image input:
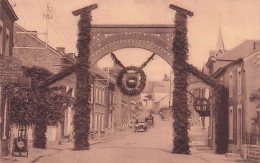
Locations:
95;86;98;103
220;77;224;85
90;85;93;104
101;113;104;131
229;106;234;140
90;111;93;130
0;20;3;54
237;104;242;150
102;88;105;104
237;68;242;95
229;72;233;97
5;28;9;56
100;88;103;104
205;89;210;99
98;87;102;104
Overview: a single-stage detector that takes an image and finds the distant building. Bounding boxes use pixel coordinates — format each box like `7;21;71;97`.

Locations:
142;74;173;114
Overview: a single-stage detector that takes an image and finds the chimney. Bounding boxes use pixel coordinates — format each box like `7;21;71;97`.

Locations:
29;31;37;37
162;74;170;81
56;47;65;55
253;42;260;50
67;53;75;58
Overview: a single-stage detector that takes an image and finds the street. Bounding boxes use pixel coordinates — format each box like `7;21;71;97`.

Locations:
22;114;241;163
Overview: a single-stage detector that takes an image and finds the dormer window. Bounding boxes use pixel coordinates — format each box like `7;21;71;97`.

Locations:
229;71;233;97
5;28;9;56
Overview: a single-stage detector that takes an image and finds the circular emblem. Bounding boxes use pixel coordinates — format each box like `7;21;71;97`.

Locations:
0;60;7;69
17;140;25;148
117;66;146;96
193;98;210;116
9;60;21;70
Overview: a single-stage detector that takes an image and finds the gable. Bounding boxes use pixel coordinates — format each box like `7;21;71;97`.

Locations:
13;24;64;74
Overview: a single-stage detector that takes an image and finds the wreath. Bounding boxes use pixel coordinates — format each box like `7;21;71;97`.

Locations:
111;53;155;96
193;97;210;117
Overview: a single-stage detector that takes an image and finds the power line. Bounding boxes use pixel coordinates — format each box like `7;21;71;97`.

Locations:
48;21;74;49
52;10;75;39
50;16;75;44
37;0;45;17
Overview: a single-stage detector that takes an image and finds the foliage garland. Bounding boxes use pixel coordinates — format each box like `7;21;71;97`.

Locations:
116;66;146;96
6;66;72;149
111;53;155;96
72;4;98;150
185;64;229;153
193;98;210;117
214;87;229;153
171;10;191;154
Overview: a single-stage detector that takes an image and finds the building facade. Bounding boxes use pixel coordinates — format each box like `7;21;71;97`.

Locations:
0;0;18;157
205;40;260;156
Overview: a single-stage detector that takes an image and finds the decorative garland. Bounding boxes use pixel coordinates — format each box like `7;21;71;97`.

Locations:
185;63;229;154
111;53;155;96
72;4;98;150
116;66;146;96
170;5;192;154
193;98;210;117
5;66;72;149
214;87;229;154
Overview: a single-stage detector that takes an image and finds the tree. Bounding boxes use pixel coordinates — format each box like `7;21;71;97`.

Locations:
250;88;260;136
7;66;72;149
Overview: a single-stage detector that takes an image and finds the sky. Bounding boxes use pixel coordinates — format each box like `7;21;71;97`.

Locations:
9;0;260;80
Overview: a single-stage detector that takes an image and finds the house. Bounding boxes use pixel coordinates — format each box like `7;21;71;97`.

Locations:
106;63;142;131
205;39;260;158
13;23;64;74
12;23;68;142
142;74;173;114
0;0;18;157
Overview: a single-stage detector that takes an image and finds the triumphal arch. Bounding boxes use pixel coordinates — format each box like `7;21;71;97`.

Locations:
89;25;174;66
41;4;228;154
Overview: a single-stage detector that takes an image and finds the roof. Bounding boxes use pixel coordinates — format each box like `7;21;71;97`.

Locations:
215;40;260;61
143;80;171;94
14;23;64;57
210;40;260;73
91;66;116;84
212;58;243;78
2;0;18;21
214;27;225;57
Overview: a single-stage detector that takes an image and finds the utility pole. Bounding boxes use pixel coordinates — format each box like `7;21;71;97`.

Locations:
44;1;52;47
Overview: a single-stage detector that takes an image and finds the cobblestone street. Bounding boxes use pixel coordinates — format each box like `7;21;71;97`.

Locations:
2;114;244;163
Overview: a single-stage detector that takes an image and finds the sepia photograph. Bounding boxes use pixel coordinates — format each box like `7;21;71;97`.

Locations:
0;0;260;162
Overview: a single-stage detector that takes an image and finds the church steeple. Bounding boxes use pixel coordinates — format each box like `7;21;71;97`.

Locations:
214;16;225;57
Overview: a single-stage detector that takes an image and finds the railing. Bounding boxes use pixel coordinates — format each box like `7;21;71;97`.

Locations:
244;145;260;162
246;133;259;145
244;133;260;162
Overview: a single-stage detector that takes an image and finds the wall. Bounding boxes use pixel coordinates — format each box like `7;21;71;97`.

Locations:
244;52;260;141
13;24;63;74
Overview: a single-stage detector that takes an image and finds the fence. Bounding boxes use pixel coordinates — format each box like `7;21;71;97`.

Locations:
244;145;260;162
244;133;260;162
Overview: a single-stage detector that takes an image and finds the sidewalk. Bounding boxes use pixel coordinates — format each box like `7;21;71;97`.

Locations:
0;139;101;163
189;124;244;162
1;128;134;163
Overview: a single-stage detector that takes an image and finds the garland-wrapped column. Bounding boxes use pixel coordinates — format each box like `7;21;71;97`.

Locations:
72;4;98;150
169;5;193;154
214;87;229;154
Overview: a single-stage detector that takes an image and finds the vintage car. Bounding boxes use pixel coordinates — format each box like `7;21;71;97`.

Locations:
134;118;148;132
145;114;154;127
